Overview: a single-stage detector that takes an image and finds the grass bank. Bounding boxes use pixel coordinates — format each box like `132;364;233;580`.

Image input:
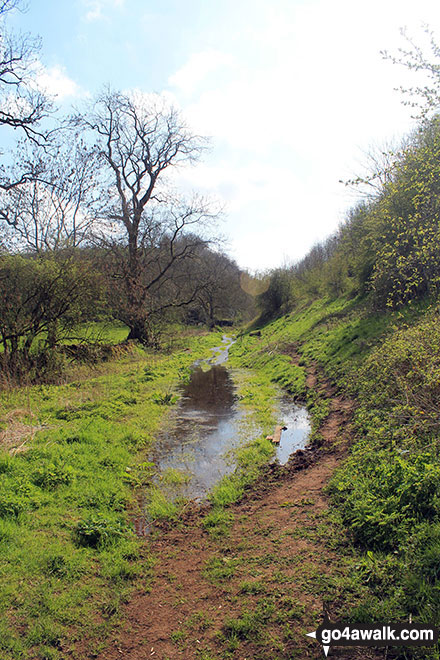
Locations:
202;366;281;536
230;295;440;659
0;328;225;660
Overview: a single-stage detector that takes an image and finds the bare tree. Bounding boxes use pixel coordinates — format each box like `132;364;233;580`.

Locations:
187;248;250;328
0;1;52;136
382;25;440;120
101;196;218;344
341;138;410;200
0;0;53;191
0;139;100;252
78;88;219;344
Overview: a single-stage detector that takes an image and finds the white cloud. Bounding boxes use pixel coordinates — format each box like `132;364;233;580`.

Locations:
165;0;440;269
174;158;345;270
175;3;420;154
169;50;235;96
34;64;83;100
82;0;125;22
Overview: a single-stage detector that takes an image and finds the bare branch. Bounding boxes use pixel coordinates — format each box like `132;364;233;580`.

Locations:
382;25;440;120
72;88;218;344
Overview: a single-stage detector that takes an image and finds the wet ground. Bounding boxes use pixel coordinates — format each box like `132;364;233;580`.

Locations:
149;363;248;500
148;336;310;503
275;398;311;465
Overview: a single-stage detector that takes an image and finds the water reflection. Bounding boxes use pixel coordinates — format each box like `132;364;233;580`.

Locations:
273;399;311;465
147;338;311;508
149;364;247;500
182;365;235;411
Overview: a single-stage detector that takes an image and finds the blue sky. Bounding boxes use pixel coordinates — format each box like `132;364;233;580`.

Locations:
8;0;440;270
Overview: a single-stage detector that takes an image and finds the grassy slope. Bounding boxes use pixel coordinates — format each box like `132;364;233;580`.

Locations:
229;294;440;659
0;329;227;660
2;297;440;659
92;304;379;660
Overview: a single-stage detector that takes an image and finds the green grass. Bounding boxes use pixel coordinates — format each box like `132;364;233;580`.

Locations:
203;555;242;583
0;327;225;659
146;485;180;521
232;294;440;659
64;320;130;345
6;294;439;659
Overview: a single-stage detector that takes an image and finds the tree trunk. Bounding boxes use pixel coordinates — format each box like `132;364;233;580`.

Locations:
46;320;58;350
126;320;148;344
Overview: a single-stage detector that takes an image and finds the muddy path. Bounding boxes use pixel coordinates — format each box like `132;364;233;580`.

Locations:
93;350;380;660
142;336;309;506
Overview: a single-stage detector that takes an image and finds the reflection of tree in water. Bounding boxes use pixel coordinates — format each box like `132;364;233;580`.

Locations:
149;364;243;499
181;366;235;413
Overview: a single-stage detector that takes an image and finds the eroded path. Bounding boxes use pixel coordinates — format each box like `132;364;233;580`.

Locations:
94;353;380;660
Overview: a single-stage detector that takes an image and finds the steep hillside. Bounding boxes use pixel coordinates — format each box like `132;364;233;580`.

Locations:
90;295;440;660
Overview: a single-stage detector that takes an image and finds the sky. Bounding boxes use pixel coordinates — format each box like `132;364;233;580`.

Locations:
7;0;440;271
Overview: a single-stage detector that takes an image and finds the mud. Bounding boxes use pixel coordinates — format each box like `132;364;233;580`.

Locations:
91;349;376;660
146;337;309;503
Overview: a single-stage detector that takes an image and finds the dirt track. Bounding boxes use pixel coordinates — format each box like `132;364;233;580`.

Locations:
92;353;382;660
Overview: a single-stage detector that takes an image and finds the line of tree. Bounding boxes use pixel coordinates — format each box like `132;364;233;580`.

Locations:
0;2;256;382
258;29;440;321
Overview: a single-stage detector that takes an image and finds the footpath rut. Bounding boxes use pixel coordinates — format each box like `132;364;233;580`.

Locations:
93;351;381;660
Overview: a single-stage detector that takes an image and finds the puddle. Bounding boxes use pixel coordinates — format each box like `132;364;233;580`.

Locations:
148;359;252;502
139;336;310;530
193;334;236;367
273;397;311;465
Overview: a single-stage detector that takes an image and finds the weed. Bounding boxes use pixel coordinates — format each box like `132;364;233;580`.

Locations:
161;467;190;486
187;611;214;630
146;486;179;521
204;556;241;583
32;462;75;490
152;391;178;406
170;629;186;644
202;508;234;538
223;600;275;644
74;515;129;548
239;580;266;594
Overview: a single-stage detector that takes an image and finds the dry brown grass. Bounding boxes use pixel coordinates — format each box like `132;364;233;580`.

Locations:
0;409;45;455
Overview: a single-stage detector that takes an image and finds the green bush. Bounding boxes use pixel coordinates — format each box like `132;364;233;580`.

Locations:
330;451;440;550
32;462;75;490
326;307;440;635
74;514;129;548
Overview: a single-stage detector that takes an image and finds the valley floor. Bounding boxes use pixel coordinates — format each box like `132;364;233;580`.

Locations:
93;355;380;660
3;296;439;660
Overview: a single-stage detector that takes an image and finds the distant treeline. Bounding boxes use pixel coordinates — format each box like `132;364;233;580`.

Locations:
0;243;255;383
0;0;259;384
258;116;440;320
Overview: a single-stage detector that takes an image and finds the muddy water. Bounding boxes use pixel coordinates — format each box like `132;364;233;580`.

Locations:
274;398;311;465
149;363;249;501
147;336;310;506
193;334;236;367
